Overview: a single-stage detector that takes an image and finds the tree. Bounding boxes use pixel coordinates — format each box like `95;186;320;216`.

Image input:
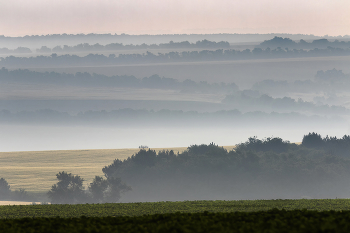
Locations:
47;171;87;204
132;149;157;167
104;177;131;203
12;188;30;201
89;176;108;203
0;178;11;200
302;132;324;148
89;176;131;203
235;136;294;153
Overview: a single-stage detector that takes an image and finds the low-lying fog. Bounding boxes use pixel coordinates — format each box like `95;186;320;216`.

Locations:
0;124;347;152
26;56;350;90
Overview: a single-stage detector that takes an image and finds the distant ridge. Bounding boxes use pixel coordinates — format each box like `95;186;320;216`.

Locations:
0;33;342;50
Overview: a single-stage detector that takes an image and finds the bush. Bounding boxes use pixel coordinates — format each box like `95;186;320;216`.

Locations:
0;178;11;200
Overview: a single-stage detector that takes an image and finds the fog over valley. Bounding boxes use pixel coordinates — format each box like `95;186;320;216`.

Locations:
4;5;350;233
2;44;350;153
2;31;350;203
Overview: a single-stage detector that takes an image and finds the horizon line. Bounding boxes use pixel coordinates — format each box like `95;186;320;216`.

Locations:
1;32;349;38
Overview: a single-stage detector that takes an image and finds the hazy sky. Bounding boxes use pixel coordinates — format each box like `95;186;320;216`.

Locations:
1;0;349;36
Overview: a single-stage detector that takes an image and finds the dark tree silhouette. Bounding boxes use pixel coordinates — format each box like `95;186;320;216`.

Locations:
302;132;324;149
0;178;11;200
89;176;108;203
89;176;131;203
47;171;87;204
104;177;131;203
187;142;228;156
235;136;293;153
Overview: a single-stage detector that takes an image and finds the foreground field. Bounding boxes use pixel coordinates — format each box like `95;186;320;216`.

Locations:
2;209;350;233
0;146;235;193
1;199;350;219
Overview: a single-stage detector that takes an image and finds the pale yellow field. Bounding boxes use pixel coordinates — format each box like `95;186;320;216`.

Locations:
0;201;40;205
0;146;235;193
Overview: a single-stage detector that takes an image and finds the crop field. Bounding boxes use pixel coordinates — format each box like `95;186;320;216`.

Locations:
0;147;184;192
1;199;350;219
4;209;350;233
0;146;233;193
2;199;350;232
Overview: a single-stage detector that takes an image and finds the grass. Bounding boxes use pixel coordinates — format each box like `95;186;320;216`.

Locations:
0;146;234;193
1;199;350;219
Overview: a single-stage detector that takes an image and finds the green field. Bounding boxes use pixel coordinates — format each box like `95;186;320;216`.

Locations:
3;209;350;233
1;199;350;219
1;194;350;232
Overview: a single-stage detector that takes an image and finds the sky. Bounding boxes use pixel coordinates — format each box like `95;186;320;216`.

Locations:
0;0;349;36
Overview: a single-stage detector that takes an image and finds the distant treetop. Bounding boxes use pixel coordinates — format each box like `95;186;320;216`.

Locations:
259;36;350;49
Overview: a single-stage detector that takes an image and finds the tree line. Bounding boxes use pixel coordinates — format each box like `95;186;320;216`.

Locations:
259;36;350;49
0;178;33;202
2;132;350;203
0;47;32;54
47;172;131;204
251;69;350;99
102;133;350;201
2;68;349;95
0;40;230;55
222;90;349;116
1;47;350;68
0;68;238;93
0;33;332;46
36;40;230;53
0;172;131;204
